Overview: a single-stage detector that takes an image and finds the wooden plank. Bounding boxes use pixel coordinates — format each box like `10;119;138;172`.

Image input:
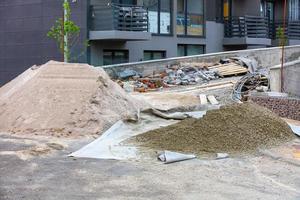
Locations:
199;94;208;105
216;66;247;71
207;95;219;105
221;71;247;76
218;66;247;69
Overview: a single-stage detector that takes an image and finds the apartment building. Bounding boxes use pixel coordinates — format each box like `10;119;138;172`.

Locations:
1;0;300;85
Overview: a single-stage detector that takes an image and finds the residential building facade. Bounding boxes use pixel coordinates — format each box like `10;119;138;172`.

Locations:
1;0;300;85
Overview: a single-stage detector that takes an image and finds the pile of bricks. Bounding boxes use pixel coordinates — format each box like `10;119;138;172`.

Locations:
249;96;300;121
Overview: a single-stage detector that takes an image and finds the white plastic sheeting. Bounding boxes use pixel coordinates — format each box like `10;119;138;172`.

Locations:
158;151;196;164
289;123;300;137
70;111;206;160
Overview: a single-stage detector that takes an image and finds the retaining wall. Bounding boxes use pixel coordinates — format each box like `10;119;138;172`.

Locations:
102;45;300;79
270;60;300;97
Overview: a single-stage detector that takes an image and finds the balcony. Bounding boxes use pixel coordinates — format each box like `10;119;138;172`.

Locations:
272;21;300;45
224;16;300;47
223;16;271;46
89;3;151;41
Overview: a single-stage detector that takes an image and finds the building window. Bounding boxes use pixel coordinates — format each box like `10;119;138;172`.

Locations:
103;50;129;65
113;0;137;5
289;0;300;21
144;0;172;34
144;50;166;60
177;44;205;56
177;0;204;36
260;0;274;22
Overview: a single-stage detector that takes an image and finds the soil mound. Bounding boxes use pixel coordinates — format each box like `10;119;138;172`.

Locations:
0;61;142;137
133;103;295;154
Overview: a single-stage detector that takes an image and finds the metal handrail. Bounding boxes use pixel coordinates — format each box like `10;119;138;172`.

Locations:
90;3;149;32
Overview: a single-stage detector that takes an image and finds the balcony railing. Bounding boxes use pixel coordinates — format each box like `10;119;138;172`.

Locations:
90;3;149;32
272;20;300;40
224;16;300;40
224;16;269;38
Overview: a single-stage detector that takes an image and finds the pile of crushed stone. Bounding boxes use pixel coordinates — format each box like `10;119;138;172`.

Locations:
132;103;295;155
0;61;142;137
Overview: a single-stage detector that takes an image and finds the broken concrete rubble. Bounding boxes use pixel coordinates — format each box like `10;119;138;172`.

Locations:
117;58;250;93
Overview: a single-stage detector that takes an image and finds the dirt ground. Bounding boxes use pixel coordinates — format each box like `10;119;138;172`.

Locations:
132;78;238;111
0;131;300;200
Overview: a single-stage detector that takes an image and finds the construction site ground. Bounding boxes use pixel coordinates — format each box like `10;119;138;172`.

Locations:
1;61;300;199
1;129;300;200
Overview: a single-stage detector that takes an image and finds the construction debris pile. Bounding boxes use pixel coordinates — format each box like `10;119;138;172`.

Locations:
0;61;142;137
118;59;249;93
131;103;295;155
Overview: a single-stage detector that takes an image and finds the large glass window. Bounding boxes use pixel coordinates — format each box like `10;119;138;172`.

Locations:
260;0;274;22
144;0;171;34
289;0;300;21
177;0;185;35
103;50;129;65
177;44;205;56
177;0;204;36
160;0;171;34
144;0;159;33
144;50;166;60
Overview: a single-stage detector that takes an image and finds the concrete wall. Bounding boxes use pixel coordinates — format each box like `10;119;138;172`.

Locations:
0;0;88;86
270;60;300;97
102;45;300;78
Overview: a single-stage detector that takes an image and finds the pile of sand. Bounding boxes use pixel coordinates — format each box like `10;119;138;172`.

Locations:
132;103;295;155
0;61;142;137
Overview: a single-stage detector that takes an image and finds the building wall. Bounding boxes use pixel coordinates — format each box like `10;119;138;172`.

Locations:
0;0;88;86
232;0;261;16
89;21;225;66
89;0;224;66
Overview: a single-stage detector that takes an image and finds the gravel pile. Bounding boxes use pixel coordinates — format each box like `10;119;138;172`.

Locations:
249;96;300;121
132;103;295;155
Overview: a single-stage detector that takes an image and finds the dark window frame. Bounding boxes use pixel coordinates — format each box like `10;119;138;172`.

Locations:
177;44;205;56
103;49;129;65
143;50;166;60
177;0;205;38
147;0;173;36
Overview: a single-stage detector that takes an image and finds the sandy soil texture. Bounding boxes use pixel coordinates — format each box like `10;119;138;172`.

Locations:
0;61;142;137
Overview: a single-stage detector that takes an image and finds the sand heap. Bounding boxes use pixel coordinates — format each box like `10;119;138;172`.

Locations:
133;103;295;155
0;61;142;137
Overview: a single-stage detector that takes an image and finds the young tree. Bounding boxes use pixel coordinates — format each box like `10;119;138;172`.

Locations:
47;0;80;62
276;26;288;47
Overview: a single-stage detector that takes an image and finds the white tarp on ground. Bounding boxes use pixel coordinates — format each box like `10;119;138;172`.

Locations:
158;151;196;164
70;120;136;160
69;111;206;160
289;123;300;137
